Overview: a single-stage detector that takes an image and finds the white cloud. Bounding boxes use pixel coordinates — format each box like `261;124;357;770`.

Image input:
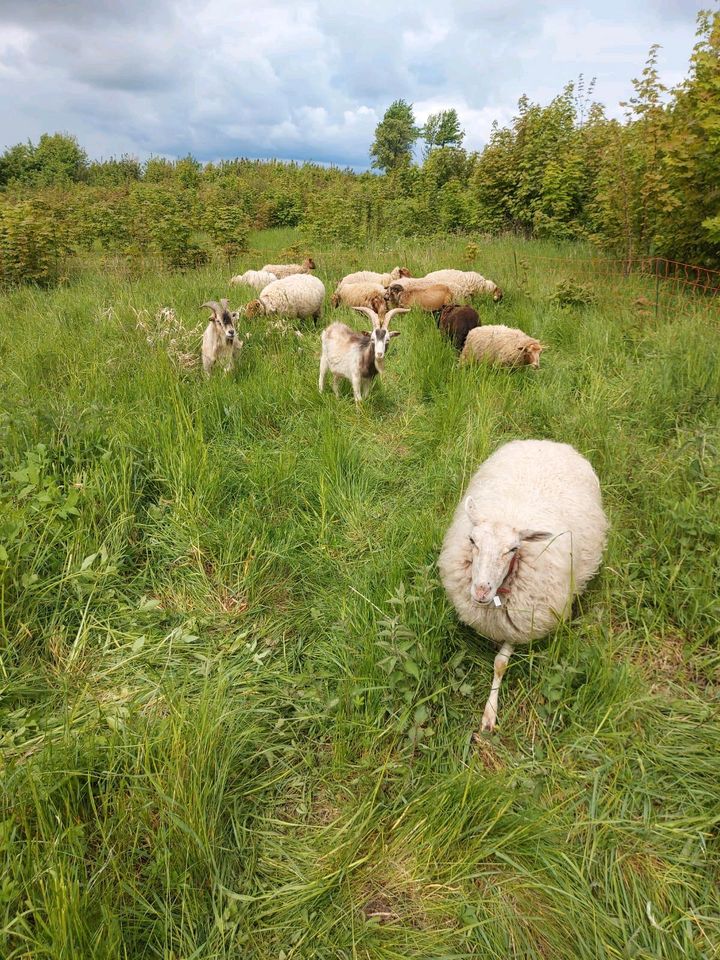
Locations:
0;0;702;167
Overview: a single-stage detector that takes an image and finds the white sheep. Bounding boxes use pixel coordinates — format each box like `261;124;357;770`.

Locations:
230;270;278;290
336;266;411;290
319;306;408;403
461;325;543;369
244;274;326;323
260;257;316;279
423;269;503;302
331;281;387;315
200;299;242;376
438;439;608;734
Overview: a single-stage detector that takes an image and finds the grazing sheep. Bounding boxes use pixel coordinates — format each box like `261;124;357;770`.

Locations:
461;325;543;369
319;306;408;403
437;304;480;351
245;274;325;323
439;439;608;734
331;281;387;316
423;269;503;302
230;269;278;290
384;282;452;312
200;299;242;376
260;257;316;279
336;266;411;290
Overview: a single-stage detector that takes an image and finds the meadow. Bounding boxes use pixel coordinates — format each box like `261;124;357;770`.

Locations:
0;230;719;959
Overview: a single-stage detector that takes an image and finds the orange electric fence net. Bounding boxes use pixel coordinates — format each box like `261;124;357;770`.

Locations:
523;255;720;296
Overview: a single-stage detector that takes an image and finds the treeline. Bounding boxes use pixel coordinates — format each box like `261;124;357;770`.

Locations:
0;10;717;285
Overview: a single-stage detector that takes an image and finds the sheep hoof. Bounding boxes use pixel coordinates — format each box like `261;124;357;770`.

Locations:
478;710;497;734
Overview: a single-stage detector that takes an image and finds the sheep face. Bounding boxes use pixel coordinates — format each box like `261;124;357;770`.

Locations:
520;341;543;368
304;258;316;270
463;502;551;605
493;286;504;302
384;283;403;307
245;299;266;319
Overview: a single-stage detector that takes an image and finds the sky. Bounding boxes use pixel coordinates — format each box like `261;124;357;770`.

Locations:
0;0;704;169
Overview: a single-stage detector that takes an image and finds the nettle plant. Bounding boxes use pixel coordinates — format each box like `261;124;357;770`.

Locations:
376;570;474;747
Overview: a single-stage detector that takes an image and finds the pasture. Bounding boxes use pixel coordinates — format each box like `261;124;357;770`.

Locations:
1;231;718;959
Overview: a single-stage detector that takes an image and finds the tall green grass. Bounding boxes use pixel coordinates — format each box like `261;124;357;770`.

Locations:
1;232;718;959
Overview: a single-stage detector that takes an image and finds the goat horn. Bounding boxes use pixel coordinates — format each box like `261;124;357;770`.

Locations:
200;301;222;315
352;305;381;328
219;298;230;311
383;307;410;327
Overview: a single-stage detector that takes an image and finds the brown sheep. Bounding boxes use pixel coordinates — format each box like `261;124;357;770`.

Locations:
385;282;453;312
437;304;480;351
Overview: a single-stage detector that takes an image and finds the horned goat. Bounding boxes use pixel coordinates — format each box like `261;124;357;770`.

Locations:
318;306;408;403
200;299;242;376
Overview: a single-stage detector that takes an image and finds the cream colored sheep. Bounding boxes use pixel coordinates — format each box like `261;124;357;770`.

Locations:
423;269;503;302
261;257;316;279
336;266;411;291
331;281;387;316
244;274;325;322
230;269;278;290
439;439;608;733
461;325;543;368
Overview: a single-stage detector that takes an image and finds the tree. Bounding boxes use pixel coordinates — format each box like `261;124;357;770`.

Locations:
369;100;419;172
422;109;465;157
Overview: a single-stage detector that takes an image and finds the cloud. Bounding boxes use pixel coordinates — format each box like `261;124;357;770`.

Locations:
0;0;702;168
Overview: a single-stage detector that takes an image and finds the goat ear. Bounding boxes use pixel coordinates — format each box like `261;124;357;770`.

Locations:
361;330;371;337
388;330;401;339
519;530;553;542
464;496;480;521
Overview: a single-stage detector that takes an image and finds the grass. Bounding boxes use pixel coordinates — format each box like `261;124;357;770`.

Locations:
0;230;719;959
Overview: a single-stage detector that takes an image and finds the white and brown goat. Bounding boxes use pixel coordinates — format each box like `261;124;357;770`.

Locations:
200;299;242;376
319;306;408;403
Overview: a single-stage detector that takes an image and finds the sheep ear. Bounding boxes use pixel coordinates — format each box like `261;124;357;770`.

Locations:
464;496;480;521
519;530;552;542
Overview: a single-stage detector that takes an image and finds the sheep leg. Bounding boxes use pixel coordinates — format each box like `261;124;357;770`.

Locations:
478;642;514;735
318;355;329;393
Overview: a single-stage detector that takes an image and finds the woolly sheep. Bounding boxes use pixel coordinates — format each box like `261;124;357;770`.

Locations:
423;269;503;302
438;439;608;734
200;299;242;376
260;257;316;279
461;325;543;369
331;281;387;316
385;282;453;312
437;304;480;351
244;274;325;323
230;269;278;290
319;306;408;403
336;267;411;291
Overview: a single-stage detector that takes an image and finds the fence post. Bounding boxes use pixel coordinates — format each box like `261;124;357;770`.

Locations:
654;258;660;322
513;250;519;283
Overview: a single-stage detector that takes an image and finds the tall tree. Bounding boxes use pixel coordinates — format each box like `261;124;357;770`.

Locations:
369;100;420;172
422;109;465;157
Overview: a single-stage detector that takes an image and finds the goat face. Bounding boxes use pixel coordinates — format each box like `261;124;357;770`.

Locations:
215;309;238;344
370;326;400;360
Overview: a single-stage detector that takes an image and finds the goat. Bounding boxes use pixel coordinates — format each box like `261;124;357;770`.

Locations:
319;306;408;403
200;299;242;376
